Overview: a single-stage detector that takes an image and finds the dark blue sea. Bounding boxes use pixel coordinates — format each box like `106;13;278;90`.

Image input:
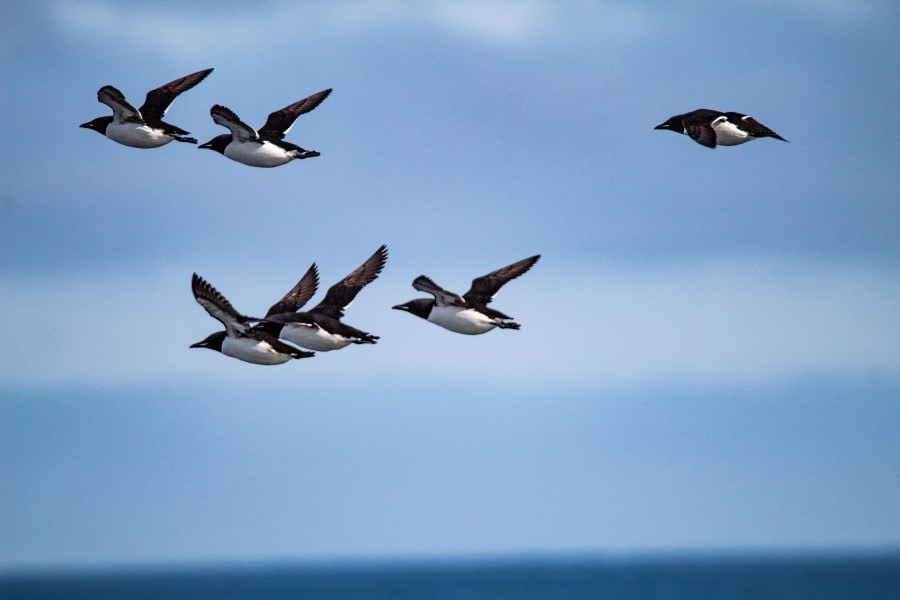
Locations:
2;554;899;599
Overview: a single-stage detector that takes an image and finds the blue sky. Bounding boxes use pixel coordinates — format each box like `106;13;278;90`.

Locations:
1;1;899;571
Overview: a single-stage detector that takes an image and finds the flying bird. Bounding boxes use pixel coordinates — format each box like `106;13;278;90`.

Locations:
257;245;388;351
80;68;213;147
393;255;540;335
190;273;313;365
654;109;787;148
199;88;332;167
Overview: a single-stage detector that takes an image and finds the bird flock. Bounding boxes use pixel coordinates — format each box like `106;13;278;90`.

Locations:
81;68;788;365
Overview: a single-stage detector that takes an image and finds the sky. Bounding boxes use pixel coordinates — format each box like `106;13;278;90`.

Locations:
1;0;899;572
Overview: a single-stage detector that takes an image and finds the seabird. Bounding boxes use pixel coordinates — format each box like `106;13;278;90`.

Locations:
257;245;387;351
198;88;332;167
190;273;313;365
392;255;540;335
654;109;787;148
80;68;213;147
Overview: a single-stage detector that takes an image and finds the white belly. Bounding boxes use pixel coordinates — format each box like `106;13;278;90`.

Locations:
281;323;351;351
224;140;294;167
222;336;292;365
427;305;497;335
106;122;173;148
712;120;752;146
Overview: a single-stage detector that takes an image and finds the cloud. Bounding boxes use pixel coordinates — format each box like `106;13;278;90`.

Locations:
3;256;897;388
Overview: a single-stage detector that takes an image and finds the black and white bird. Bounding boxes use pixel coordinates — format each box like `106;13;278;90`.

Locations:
80;68;213;147
198;89;332;167
256;245;387;351
654;109;787;148
393;255;540;335
190;273;314;365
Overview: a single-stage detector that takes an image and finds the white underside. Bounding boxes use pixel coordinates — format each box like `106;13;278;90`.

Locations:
712;120;753;146
106;122;173;148
222;336;292;365
281;323;351;351
427;305;498;335
224;141;294;167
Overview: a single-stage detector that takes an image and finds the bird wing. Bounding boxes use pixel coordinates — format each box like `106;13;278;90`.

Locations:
312;244;388;318
97;86;143;123
258;88;332;139
728;113;788;142
192;273;254;337
265;263;320;317
463;255;540;306
211;105;259;142
413;275;466;307
139;68;213;121
684;114;718;148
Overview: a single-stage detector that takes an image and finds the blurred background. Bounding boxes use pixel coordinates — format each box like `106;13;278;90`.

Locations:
1;0;898;573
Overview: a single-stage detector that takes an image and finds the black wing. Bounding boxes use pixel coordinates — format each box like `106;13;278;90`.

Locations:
681;109;721;148
265;263;320;317
139;68;213;121
725;112;788;142
97;85;142;122
312;244;388;318
191;273;254;337
258;88;332;139
211;104;259;141
463;255;540;306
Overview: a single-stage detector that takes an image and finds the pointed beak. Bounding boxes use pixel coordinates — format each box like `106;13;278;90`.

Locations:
653;123;668;130
79;122;91;129
391;304;406;311
198;141;212;150
189;341;204;348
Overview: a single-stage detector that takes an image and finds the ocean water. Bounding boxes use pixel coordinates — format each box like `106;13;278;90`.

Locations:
2;554;899;600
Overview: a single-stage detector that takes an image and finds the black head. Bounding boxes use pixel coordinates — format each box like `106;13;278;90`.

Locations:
80;116;112;135
654;115;684;134
190;331;226;352
392;298;433;321
198;134;230;154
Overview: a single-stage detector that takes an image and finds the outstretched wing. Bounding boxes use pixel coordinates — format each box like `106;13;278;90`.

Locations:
139;68;213;121
258;88;332;139
265;263;320;317
211;105;259;142
97;86;142;123
312;244;388;318
413;275;466;307
192;273;254;337
683;114;718;148
463;255;540;306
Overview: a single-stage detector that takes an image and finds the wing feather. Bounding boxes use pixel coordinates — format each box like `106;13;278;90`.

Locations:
211;105;259;142
192;273;254;337
265;263;320;317
312;245;387;318
463;255;540;306
139;68;213;121
259;88;332;139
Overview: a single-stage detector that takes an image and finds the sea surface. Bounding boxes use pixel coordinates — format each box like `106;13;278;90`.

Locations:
2;553;899;600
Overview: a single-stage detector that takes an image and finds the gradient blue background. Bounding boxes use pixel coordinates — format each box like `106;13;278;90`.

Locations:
1;0;898;572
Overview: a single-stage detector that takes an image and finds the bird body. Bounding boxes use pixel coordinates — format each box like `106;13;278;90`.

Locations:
199;89;331;167
654;109;787;148
393;255;540;335
81;69;213;147
258;245;387;351
190;273;313;365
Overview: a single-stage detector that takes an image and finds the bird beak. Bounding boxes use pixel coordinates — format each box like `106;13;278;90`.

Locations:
198;142;211;150
653;123;668;130
79;122;91;129
189;341;205;348
391;304;407;311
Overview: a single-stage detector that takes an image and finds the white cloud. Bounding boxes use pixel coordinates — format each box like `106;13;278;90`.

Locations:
3;257;897;388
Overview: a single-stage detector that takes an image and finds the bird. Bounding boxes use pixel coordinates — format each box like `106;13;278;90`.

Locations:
198;88;332;167
256;245;388;351
80;68;213;147
654;109;787;148
190;273;313;365
392;255;540;335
